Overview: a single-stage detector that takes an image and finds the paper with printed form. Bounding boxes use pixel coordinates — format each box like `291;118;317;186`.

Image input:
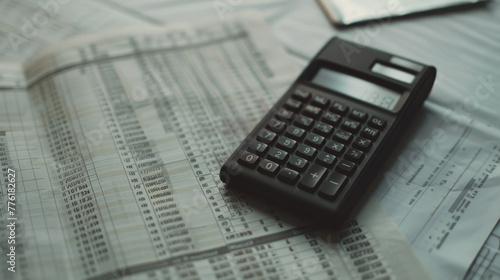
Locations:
374;100;500;279
0;12;431;280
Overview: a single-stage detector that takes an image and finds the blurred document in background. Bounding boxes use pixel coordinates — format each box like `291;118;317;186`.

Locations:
317;0;489;25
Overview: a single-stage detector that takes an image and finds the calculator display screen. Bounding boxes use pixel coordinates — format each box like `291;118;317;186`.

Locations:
312;68;401;111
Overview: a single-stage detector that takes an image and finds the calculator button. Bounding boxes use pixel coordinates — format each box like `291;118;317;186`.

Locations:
345;148;364;164
316;152;337;168
322;112;341;126
268;118;286;133
361;127;380;140
294;115;314;129
287;155;309;172
324;140;345;156
238;151;259;169
249;141;269;156
353;137;372;152
330;102;348;115
292;88;311;101
319;172;348;200
333;130;353;144
276;108;294;121
278;168;300;185
257;129;277;144
298;164;327;192
258;159;280;176
341;119;360;133
285;126;306;141
313;122;333;137
276;136;297;151
296;144;317;160
368;116;387;130
267;148;289;164
311;95;330;108
285;98;303;112
336;160;356;176
303;105;322;119
305;133;325;148
349;109;368;122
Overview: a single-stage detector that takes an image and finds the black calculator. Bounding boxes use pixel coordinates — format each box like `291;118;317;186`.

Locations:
220;37;436;222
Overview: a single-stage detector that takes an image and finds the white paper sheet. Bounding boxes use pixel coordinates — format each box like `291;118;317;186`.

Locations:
317;0;489;25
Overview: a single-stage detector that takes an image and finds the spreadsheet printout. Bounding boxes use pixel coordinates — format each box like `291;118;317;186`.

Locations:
373;100;500;279
0;13;430;280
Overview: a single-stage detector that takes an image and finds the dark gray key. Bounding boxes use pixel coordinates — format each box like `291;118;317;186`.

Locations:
331;102;348;115
249;141;268;156
316;152;336;168
336;160;356;175
285;98;303;112
353;137;372;152
368;116;386;129
257;159;280;176
298;164;327;192
333;130;352;144
322;112;341;126
296;144;317;160
303;105;322;119
278;168;300;185
287;155;308;172
257;129;277;144
311;95;330;108
238;151;259;169
276;108;294;121
294;115;314;129
361;127;380;140
345;148;364;163
292;88;311;101
305;133;325;148
276;136;297;151
349;109;367;122
313;122;333;137
268;118;286;133
341;119;360;133
267;148;288;164
324;140;345;156
319;172;348;199
285;126;306;140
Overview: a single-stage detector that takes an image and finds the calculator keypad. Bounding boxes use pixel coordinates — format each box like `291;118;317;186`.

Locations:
239;88;387;201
